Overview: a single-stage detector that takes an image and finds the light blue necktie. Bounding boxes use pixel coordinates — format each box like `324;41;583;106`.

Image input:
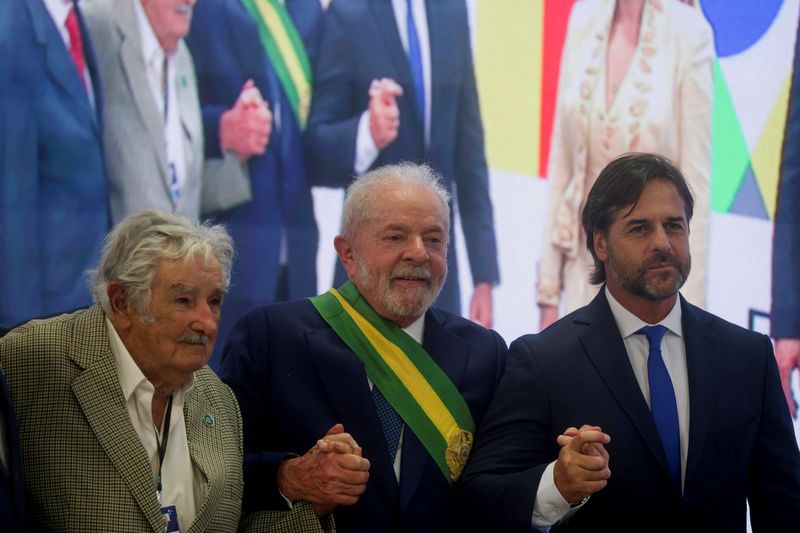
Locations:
372;386;403;462
637;325;681;491
406;0;425;127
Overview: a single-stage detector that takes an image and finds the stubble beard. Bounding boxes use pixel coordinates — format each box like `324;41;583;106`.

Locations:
608;248;691;301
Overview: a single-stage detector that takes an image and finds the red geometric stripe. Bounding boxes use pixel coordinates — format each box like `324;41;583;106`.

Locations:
538;0;577;178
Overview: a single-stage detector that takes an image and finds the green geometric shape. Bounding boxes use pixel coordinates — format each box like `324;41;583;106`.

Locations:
711;59;751;213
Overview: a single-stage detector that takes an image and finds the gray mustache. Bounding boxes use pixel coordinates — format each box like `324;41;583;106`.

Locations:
178;333;210;345
391;265;433;281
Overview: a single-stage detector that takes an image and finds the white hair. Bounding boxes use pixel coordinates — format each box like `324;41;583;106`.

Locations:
90;210;234;319
341;162;451;239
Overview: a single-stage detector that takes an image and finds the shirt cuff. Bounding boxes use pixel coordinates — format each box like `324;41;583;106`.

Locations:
355;110;379;176
531;461;587;528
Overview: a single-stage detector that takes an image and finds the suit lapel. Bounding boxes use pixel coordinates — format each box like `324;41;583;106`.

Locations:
28;0;96;129
370;0;426;140
425;0;446;152
75;1;103;131
579;292;673;478
306;328;399;505
115;0;170;187
184;380;223;533
69;307;163;532
398;310;469;510
681;299;719;491
371;0;412;89
175;46;201;185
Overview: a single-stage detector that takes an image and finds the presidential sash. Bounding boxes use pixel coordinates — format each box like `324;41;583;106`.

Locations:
309;282;475;484
240;0;312;128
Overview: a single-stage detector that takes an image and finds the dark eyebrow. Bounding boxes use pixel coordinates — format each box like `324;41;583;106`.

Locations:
623;218;648;228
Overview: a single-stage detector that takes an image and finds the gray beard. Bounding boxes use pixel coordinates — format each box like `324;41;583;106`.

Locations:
355;259;445;320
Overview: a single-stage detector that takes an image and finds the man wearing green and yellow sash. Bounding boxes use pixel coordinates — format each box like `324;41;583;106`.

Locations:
219;163;508;531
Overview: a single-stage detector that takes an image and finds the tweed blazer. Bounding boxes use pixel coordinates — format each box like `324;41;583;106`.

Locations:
82;0;250;224
0;305;333;533
0;305;243;531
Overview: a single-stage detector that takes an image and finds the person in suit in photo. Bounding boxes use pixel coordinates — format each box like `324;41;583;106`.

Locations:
0;210;329;532
0;370;26;532
458;153;800;532
82;0;266;225
771;12;800;419
185;0;322;365
220;163;507;531
306;0;499;327
0;0;109;331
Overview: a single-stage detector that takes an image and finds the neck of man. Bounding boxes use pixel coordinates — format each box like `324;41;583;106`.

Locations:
151;390;172;433
607;285;678;325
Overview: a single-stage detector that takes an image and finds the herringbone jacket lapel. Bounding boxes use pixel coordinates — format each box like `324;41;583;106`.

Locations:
70;305;165;531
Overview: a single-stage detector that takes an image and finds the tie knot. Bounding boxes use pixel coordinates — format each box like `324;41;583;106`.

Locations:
636;325;667;350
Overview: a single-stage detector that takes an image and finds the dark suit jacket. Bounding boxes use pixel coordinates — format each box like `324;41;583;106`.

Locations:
0;0;108;330
306;0;499;314
772;15;800;338
0;371;26;532
186;0;321;364
458;290;800;532
220;297;507;532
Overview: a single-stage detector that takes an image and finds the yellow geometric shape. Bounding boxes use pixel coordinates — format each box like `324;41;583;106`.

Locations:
475;1;542;176
751;71;792;220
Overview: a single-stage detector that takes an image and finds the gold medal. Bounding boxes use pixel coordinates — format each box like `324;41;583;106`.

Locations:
445;429;473;481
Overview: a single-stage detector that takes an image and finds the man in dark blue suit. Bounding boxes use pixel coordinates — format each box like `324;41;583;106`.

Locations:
771;14;800;419
306;0;498;328
0;371;26;532
458;153;800;532
0;0;108;331
186;0;322;365
220;163;507;531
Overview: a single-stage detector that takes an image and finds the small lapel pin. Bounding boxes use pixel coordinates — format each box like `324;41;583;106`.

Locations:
203;414;215;428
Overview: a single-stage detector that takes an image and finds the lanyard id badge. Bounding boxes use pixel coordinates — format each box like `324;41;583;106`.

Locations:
160;504;181;532
156;396;179;532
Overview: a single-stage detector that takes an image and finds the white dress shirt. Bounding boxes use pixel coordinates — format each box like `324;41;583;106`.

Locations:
532;288;689;528
42;0;95;107
107;318;206;531
133;0;187;206
354;0;431;175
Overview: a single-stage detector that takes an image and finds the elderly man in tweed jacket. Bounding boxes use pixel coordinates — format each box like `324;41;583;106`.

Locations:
0;210;332;532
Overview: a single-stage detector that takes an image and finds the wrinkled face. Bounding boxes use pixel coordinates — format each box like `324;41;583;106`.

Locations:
595;179;691;305
125;254;223;390
338;184;448;327
140;0;196;54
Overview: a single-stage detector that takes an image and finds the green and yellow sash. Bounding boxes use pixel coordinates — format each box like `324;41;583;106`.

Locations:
241;0;312;128
309;282;475;484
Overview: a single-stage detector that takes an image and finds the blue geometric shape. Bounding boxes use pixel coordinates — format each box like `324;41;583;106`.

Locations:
728;163;768;219
700;0;782;57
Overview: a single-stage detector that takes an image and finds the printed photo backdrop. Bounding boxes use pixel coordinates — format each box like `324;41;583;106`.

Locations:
310;1;800;450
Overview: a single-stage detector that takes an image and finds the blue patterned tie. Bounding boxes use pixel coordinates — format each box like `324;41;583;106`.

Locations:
637;325;681;491
372;386;403;462
406;0;425;127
